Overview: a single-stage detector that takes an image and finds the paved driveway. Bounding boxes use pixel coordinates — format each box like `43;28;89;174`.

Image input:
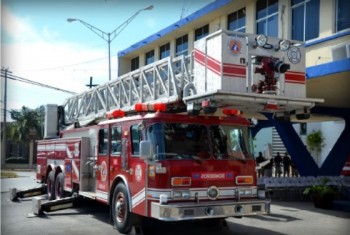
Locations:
1;171;350;235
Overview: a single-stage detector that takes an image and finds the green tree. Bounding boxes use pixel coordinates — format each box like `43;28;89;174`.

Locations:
306;130;325;165
9;106;45;142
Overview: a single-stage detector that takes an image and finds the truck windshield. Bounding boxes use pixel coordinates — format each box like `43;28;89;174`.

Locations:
209;125;249;160
146;123;210;161
146;123;250;161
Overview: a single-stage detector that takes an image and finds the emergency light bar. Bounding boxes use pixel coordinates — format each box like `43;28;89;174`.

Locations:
135;103;167;112
106;109;125;119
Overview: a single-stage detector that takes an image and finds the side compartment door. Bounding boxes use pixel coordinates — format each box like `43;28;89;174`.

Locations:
96;126;110;202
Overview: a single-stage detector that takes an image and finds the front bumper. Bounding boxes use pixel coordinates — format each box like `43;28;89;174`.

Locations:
151;199;270;221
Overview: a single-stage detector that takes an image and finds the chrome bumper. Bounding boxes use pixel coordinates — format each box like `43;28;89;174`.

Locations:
151;199;270;221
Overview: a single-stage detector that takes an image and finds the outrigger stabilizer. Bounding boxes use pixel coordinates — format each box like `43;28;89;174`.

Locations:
10;186;79;216
10;186;47;202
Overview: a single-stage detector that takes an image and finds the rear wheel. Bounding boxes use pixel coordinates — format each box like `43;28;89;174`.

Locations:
54;172;65;200
46;171;55;200
112;183;133;234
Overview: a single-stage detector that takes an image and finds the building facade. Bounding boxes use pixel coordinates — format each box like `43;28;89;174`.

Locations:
116;0;350;175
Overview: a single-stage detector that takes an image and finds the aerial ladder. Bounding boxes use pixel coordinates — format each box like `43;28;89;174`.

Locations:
59;29;322;130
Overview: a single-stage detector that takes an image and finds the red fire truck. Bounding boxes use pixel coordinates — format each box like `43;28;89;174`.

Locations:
10;29;322;234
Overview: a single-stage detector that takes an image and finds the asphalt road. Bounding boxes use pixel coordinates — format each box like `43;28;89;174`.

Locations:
1;171;350;235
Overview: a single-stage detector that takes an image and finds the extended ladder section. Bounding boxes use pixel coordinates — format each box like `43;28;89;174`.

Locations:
63;55;192;125
62;29;323;125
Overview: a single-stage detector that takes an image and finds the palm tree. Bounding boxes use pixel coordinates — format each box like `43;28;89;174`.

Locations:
9;106;45;142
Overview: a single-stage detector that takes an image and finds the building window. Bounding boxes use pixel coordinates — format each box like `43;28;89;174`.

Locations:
176;34;188;57
131;57;139;71
256;0;278;37
195;24;209;41
145;50;155;65
227;8;246;32
159;43;170;59
291;0;320;41
336;0;350;32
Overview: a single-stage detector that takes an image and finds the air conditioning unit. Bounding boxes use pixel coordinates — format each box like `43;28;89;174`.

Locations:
331;42;350;61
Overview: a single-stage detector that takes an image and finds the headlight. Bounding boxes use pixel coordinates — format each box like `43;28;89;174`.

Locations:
172;190;191;199
244;189;252;195
279;40;290;51
173;191;182;198
256;34;268;47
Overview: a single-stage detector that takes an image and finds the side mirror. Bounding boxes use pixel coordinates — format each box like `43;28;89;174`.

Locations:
140;141;153;160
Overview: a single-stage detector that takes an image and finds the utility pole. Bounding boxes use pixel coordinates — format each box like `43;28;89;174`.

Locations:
86;76;98;89
1;68;11;168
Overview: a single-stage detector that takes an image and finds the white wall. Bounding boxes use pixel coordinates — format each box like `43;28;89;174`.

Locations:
293;120;345;167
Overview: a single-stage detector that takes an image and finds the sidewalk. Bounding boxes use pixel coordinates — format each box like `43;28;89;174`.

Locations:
1;170;39;193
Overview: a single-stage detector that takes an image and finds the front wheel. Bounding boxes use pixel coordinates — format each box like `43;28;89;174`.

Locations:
112;183;133;234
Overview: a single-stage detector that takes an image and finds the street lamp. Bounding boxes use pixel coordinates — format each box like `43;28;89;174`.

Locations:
67;5;154;81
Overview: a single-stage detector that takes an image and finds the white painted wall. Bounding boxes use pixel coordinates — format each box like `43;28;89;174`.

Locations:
293;120;345;167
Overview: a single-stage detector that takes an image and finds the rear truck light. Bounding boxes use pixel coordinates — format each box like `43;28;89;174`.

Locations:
171;177;191;187
236;176;253;185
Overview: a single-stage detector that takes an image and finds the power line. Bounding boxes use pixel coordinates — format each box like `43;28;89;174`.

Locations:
0;72;77;95
22;55;110;72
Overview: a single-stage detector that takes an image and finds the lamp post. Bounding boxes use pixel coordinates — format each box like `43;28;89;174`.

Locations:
67;5;153;81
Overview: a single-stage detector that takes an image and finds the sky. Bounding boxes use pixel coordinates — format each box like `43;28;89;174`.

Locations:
1;0;212;121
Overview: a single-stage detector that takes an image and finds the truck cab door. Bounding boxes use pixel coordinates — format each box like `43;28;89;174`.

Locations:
109;125;122;183
127;123;147;215
96;126;110;202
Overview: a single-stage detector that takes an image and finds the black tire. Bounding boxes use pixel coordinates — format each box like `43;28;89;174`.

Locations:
46;171;55;200
112;183;133;234
55;172;65;200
